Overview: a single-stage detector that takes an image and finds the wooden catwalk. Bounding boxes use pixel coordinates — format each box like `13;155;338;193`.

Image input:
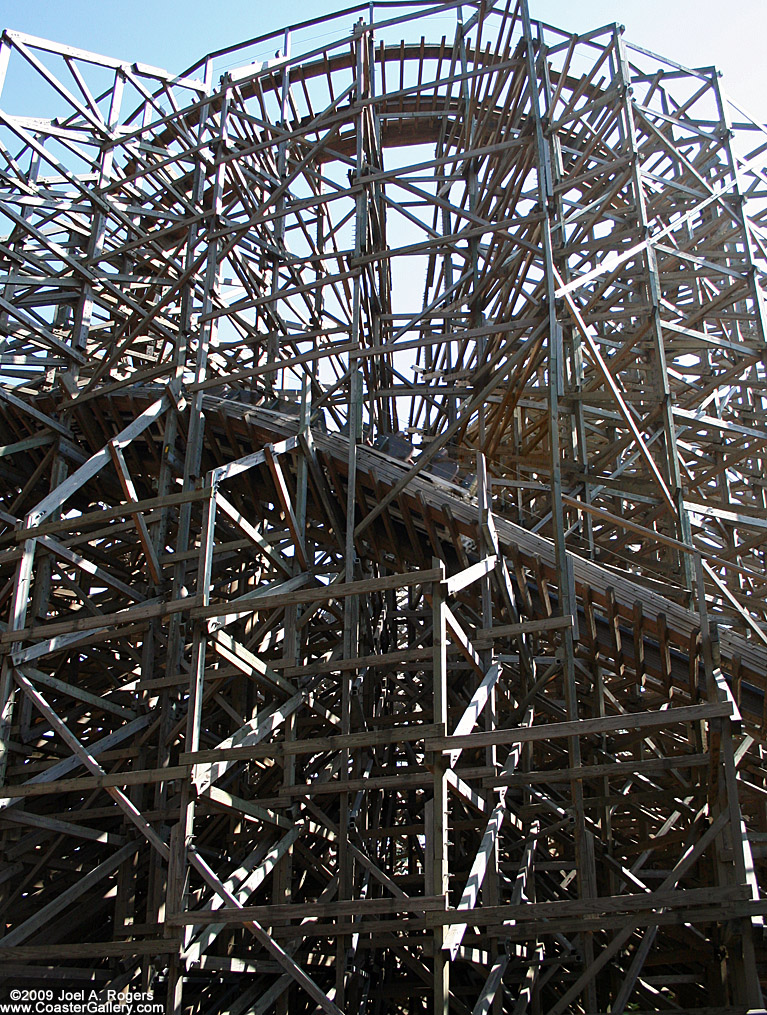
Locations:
0;2;766;1011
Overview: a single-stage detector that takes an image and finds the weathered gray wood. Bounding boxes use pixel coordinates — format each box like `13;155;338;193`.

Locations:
428;701;733;752
0;842;138;946
27;386;177;525
0;9;764;1008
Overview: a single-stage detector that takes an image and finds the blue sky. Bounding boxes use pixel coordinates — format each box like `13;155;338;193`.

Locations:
2;0;765;121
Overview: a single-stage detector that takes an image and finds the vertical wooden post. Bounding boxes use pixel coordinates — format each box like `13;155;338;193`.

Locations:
520;4;598;1007
430;558;448;1015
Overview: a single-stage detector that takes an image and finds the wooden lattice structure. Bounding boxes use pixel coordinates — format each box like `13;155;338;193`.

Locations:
1;2;767;1011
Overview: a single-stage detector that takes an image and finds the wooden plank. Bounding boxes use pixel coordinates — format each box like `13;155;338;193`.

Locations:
215;490;294;576
0;940;178;960
192;691;306;794
0;765;190;799
108;440;163;584
2;593;201;645
0;712;154;812
26;386;176;525
444;555;497;596
183;825;304;965
426;702;733;753
470;953;508;1015
185;848;346;1015
180;723;441;764
0;842;138;946
17;663;136;719
188;566;443;619
448;662;501;766
167;895;449;926
474;614;573;644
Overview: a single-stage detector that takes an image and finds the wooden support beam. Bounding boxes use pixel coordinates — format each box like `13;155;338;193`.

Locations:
428;701;733;753
108;440;163;585
0;10;764;1007
264;443;308;571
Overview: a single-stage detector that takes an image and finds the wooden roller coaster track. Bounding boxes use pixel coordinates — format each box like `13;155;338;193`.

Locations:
0;2;766;1011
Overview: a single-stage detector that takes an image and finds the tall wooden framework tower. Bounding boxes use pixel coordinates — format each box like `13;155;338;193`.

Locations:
0;2;766;1011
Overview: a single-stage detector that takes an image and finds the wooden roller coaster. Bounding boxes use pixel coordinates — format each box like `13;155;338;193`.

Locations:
0;2;766;1011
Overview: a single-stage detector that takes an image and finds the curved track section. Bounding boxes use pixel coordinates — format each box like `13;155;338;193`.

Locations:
0;3;766;1012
